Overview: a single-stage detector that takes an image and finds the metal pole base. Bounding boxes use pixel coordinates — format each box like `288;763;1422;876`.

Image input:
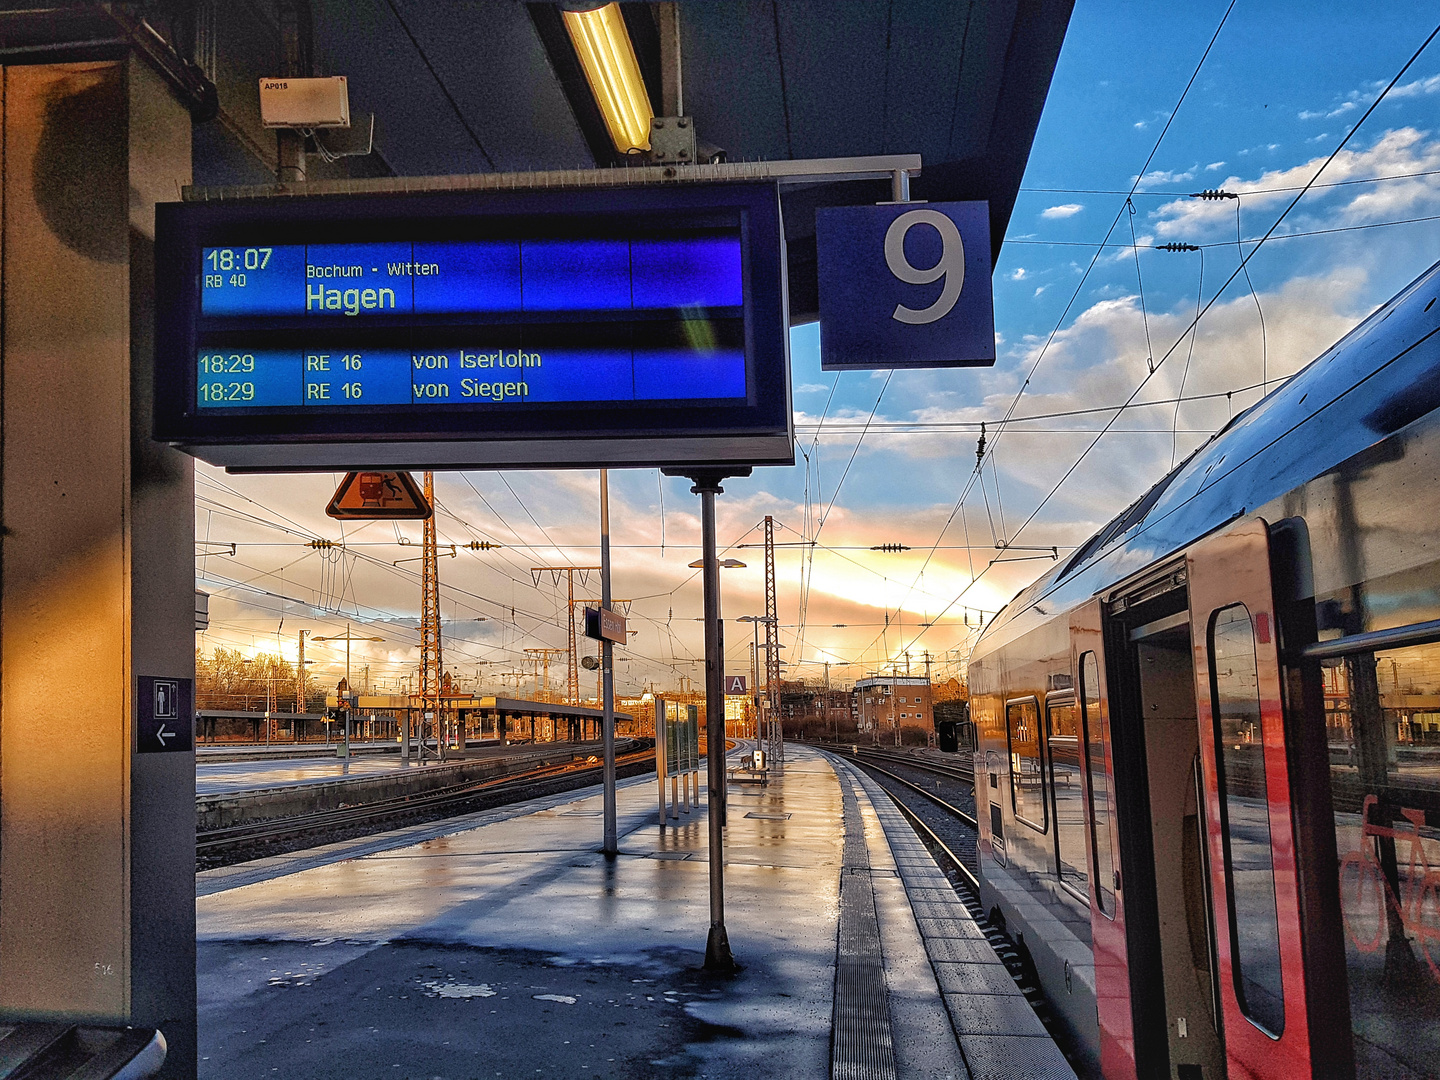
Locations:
704;923;737;972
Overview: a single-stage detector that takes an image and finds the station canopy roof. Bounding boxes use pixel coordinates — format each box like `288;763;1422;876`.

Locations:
191;0;1074;325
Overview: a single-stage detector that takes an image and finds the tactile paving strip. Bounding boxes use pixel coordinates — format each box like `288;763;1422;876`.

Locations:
831;773;899;1080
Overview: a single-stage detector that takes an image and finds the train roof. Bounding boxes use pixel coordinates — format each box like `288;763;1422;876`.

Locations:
973;257;1440;657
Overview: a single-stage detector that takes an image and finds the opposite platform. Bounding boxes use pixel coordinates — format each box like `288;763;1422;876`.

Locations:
196;744;1074;1078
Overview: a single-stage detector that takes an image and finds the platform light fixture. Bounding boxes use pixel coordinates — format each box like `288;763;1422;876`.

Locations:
562;2;653;154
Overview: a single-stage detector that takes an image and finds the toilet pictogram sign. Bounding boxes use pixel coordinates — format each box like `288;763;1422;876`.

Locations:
325;471;432;520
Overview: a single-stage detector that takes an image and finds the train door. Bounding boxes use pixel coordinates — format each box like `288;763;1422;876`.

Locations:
1187;518;1312;1079
1071;600;1133;1080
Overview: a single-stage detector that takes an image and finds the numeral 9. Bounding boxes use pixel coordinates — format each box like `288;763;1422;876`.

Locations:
884;209;965;325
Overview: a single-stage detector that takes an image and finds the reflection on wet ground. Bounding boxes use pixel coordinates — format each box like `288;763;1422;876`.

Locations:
197;748;847;1078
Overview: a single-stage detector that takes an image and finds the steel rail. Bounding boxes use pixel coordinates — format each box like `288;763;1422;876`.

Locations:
824;747;980;892
839;753;978;829
886;793;981;894
854;748;975;786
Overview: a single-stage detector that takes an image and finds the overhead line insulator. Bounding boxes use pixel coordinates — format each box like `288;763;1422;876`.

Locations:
1189;188;1239;200
870;543;911;552
464;541;501;550
308;539;340;549
1156;242;1200;252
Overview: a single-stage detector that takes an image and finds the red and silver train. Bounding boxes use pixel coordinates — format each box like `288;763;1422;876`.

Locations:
971;259;1440;1080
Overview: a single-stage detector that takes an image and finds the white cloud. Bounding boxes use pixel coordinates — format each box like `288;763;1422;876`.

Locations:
796;383;828;393
1041;203;1083;219
1205;161;1226;171
1134;167;1196;187
1150;127;1440;240
1299;72;1437;125
1390;72;1440;98
1009;267;1028;280
891;272;1370;536
1134;120;1148;130
1034;286;1048;297
1300;100;1356;121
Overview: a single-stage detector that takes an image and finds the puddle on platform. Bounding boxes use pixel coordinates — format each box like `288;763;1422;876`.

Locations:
420;979;496;998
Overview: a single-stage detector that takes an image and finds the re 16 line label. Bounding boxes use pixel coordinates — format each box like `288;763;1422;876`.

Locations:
196;343;745;408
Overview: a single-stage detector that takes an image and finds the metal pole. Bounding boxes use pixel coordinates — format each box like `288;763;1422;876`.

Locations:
696;477;735;970
752;625;760;752
600;469;618;856
276;0;309;184
891;167;910;202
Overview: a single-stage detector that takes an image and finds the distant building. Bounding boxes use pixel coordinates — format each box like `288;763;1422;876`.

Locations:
854;676;933;739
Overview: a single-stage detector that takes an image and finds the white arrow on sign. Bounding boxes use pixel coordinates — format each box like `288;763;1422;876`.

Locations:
155;723;173;747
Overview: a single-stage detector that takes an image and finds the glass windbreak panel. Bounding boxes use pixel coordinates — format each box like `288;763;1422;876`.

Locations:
1048;699;1088;897
1007;699;1048;832
1210;604;1285;1035
1081;652;1116;916
1326;639;1440;1078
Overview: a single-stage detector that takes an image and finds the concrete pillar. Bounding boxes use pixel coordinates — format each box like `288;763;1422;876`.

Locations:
0;60;195;1076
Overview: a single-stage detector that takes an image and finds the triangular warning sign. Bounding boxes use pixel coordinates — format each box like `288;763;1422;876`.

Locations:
325;471;432;520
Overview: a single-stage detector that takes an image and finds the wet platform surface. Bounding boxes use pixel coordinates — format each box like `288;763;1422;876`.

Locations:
195;741;600;796
196;745;1073;1078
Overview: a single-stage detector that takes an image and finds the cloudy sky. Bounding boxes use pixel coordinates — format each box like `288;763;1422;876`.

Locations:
197;1;1440;699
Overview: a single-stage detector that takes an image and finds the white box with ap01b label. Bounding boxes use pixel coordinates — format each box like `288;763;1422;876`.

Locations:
259;76;350;128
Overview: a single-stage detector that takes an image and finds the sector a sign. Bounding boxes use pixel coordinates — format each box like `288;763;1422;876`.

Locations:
154;182;793;471
815;200;995;370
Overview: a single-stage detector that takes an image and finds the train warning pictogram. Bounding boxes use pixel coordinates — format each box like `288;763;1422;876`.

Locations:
325;471;432;520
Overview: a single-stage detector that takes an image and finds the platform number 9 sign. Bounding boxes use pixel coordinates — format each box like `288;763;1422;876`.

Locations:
815;199;993;370
884;209;965;325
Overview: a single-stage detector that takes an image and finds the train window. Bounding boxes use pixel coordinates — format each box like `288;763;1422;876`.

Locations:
1080;653;1116;915
1324;637;1440;1076
1209;603;1285;1035
1047;695;1088;898
1007;698;1048;832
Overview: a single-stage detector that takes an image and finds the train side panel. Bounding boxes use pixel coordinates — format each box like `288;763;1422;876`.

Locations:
973;614;1099;1072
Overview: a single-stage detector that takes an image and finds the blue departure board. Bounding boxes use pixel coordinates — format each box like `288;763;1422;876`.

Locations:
194;236;745;409
154;182;793;470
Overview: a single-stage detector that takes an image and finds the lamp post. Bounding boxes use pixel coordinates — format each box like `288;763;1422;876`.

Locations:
669;466;750;973
736;615;774;757
689;557;745;766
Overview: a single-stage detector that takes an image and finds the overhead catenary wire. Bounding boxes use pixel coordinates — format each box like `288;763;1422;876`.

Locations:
1004;17;1440;548
1234;196;1269;394
888;17;1440;666
867;0;1242;639
1005;211;1440;250
1171;245;1205;469
1018;167;1440;198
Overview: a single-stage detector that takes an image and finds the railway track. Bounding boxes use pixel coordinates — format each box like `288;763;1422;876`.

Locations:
197;747;656;869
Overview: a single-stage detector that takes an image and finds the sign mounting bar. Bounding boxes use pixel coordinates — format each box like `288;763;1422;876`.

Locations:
181;154;923;203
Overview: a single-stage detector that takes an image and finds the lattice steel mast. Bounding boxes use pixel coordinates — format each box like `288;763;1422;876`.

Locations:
531;566;602;704
763;515;783;764
419;471;444;758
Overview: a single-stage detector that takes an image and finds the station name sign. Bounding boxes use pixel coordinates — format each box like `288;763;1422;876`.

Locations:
584;606;627;645
155;183;794;470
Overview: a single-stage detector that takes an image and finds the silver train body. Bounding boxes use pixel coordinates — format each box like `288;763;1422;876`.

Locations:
969;260;1440;1079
